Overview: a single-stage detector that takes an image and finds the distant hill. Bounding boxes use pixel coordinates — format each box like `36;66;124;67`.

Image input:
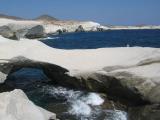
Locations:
0;13;24;20
0;13;58;21
34;15;59;21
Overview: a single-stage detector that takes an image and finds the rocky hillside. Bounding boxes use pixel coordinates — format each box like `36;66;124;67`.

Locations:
0;13;24;20
35;14;59;21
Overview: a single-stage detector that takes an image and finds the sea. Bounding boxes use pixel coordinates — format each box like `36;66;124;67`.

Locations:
43;29;160;49
6;30;160;120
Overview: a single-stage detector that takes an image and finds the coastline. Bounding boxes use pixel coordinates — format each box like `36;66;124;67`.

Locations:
0;15;160;120
0;15;160;41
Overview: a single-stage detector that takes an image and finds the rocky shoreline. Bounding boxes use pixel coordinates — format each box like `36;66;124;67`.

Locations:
0;14;160;41
0;14;160;120
0;35;160;119
0;14;108;40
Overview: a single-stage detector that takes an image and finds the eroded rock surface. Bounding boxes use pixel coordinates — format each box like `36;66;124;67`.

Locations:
25;25;46;39
128;104;160;120
1;39;160;119
0;25;18;40
0;89;57;120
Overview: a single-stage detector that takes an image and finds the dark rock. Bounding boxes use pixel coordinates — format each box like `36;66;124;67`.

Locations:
25;25;46;39
101;99;127;111
56;29;63;34
75;25;85;32
147;85;160;103
0;83;14;93
56;29;68;34
62;28;68;33
128;104;160;120
0;26;18;40
97;27;105;31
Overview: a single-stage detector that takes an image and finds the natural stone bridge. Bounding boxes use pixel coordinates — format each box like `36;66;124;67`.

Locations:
0;56;149;107
0;56;68;82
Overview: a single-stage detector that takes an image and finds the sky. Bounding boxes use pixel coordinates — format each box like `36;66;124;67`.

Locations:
0;0;160;25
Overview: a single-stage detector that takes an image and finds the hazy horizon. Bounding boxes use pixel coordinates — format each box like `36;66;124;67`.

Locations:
0;0;160;25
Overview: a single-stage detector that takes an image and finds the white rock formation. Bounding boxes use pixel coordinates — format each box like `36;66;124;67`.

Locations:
0;89;56;120
0;71;7;83
0;36;160;82
0;18;160;37
0;18;107;35
106;25;160;30
0;18;40;30
0;36;160;103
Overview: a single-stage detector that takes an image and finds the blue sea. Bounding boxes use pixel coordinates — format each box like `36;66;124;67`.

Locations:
42;29;160;49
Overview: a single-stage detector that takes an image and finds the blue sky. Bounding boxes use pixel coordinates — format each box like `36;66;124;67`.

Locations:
0;0;160;25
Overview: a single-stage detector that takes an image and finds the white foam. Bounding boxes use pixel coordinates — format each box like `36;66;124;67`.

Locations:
43;86;81;99
43;86;104;116
69;100;91;116
104;110;127;120
46;37;59;40
69;93;104;116
41;85;127;119
81;93;104;106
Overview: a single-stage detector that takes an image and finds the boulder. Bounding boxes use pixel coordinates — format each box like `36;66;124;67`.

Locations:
62;28;68;33
75;25;85;32
56;28;68;34
25;25;46;39
0;89;57;120
56;29;63;34
0;26;18;40
97;27;105;31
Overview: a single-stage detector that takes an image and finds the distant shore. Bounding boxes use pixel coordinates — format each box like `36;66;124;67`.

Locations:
0;14;160;40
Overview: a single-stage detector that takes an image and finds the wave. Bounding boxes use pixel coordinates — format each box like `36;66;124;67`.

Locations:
42;85;127;120
47;37;59;40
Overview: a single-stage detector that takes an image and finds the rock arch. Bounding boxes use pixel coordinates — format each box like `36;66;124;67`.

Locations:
0;56;150;106
0;56;68;82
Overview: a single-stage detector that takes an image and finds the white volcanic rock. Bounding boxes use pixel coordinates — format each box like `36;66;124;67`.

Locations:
107;25;160;30
0;71;7;83
0;18;106;35
0;18;160;37
0;35;13;42
0;36;160;103
0;89;56;120
43;21;106;33
0;36;159;78
0;18;40;30
43;24;62;34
